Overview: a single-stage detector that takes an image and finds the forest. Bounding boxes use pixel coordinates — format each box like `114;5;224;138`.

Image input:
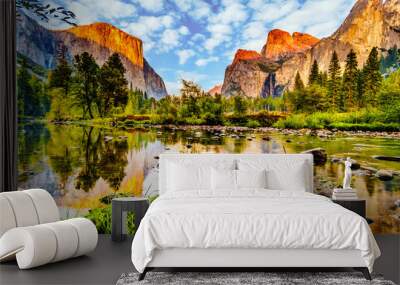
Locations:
17;46;400;131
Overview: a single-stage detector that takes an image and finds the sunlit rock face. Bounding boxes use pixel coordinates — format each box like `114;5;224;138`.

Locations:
276;0;400;91
232;49;264;64
221;49;282;98
62;22;144;68
261;29;319;60
221;0;400;97
17;13;167;99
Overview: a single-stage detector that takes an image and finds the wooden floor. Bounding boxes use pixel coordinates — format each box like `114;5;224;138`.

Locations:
0;234;399;285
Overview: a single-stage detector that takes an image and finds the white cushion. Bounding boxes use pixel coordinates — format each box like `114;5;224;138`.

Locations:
236;169;267;189
167;162;212;191
0;196;17;237
0;218;97;269
24;189;60;223
212;168;237;191
238;159;308;191
0;192;39;227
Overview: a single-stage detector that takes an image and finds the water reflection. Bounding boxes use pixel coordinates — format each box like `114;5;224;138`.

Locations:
18;123;400;233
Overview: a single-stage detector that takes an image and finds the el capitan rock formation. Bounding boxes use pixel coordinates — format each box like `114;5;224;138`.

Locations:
17;13;167;99
222;0;400;98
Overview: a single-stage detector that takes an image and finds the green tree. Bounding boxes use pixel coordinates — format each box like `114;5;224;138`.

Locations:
179;80;202;118
17;59;32;116
308;60;320;85
363;47;382;106
356;70;365;107
49;58;72;97
341;49;359;110
294;71;305;90
17;59;46;117
328;51;342;110
74;52;99;119
319;71;328;87
98;53;128;115
378;69;400;122
233;93;248;115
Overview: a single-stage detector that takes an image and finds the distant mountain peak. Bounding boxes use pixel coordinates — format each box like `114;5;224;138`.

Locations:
261;29;319;60
233;49;263;64
17;13;167;99
62;22;144;68
208;84;222;95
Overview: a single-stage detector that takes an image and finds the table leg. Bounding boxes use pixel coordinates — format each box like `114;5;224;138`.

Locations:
112;201;123;242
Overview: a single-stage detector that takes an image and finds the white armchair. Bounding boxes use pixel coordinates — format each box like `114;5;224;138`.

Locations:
0;189;98;269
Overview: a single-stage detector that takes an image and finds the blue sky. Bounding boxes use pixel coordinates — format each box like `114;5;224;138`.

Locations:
38;0;357;94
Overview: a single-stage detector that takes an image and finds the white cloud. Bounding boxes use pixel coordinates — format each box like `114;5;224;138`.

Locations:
179;26;190;35
272;0;356;37
165;80;181;95
160;26;190;52
249;0;300;23
195;56;219;66
177;70;208;82
126;15;173;39
172;0;211;20
203;0;248;52
138;0;164;13
176;49;196;64
191;33;206;42
125;15;176;52
64;0;136;27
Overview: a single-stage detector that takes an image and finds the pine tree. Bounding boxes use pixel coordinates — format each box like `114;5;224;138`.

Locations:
363;47;382;106
99;53;128;115
356;70;365;108
319;71;328;86
328;51;342;110
49;58;72;97
294;72;304;90
342;49;359;110
308;60;320;85
74;52;99;119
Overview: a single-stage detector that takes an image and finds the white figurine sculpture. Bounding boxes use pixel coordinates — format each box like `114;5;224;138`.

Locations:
343;157;352;189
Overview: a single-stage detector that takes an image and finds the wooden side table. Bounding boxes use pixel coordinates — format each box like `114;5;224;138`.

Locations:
112;197;149;242
332;199;366;218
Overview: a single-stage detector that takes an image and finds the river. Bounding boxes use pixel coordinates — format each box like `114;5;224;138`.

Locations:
17;122;400;234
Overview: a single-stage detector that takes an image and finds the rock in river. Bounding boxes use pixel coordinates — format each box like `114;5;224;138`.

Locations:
372;156;400;162
301;148;327;165
375;170;394;181
349;159;360;170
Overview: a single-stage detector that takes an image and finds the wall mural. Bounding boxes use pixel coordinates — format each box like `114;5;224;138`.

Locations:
16;0;400;234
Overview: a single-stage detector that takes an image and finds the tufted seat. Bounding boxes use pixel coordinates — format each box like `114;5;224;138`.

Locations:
0;189;98;269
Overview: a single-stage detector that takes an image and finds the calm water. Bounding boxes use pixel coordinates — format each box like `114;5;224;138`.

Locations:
18;123;400;234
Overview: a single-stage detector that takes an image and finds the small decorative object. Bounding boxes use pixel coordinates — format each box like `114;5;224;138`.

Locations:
332;157;358;200
343;157;352;190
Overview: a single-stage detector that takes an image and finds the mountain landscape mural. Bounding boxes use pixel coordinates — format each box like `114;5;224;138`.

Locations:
17;0;400;234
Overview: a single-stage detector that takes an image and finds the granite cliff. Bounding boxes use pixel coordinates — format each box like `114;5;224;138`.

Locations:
222;0;400;97
17;13;167;99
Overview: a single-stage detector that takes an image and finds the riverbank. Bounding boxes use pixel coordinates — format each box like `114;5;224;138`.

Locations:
20;118;400;139
150;124;400;139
